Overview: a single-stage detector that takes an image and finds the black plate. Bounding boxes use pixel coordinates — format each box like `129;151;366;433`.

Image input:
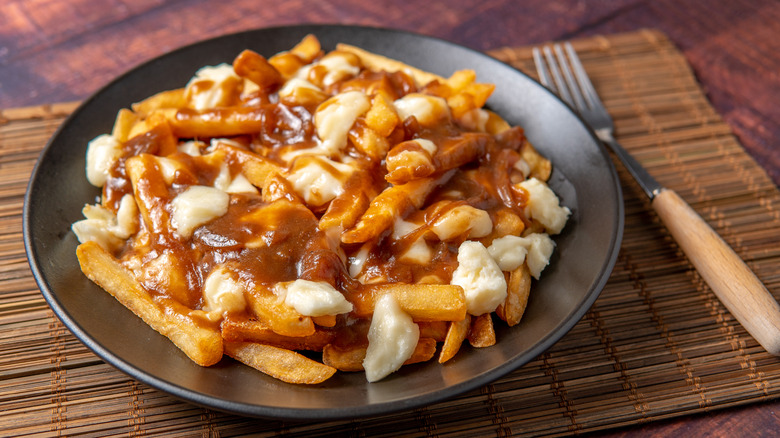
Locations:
24;25;623;420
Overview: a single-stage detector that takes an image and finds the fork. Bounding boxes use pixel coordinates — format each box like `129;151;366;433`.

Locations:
534;42;780;355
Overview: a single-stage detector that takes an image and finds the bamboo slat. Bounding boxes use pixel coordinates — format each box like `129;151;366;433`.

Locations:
1;29;778;437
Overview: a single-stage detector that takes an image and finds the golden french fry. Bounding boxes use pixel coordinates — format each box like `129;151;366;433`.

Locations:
348;122;390;161
290;34;322;62
323;337;437;371
521;141;552;181
336;43;443;87
212;142;284;188
468;313;496;348
171;107;266;138
131;88;186;117
418;320;448;342
364;94;399;137
342;172;453;244
496;264;532;326
233;49;284;91
322;344;366;372
439;315;471;363
245;287;315;338
312;314;337;328
111;109;138;143
351;283;466;322
77;241;223;366
225;341;336;384
318;179;370;231
261;172;304;204
221;316;334;350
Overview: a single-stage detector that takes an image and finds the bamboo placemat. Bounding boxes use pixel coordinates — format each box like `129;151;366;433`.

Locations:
2;29;779;437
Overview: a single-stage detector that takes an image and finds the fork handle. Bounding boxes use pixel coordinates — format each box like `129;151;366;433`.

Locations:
653;189;780;355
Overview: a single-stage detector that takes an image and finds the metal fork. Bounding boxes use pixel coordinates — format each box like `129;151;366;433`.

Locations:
534;42;780;355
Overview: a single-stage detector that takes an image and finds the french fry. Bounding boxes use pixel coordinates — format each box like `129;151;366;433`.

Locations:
233;49;284;91
225;341;336;384
221;316;334;350
111;109;138;143
322;337;437;371
521;141;552;182
76;241;223;366
342;171;454;244
350;283;466;322
245;287;315;338
496;264;532;326
171;107;266;138
336;43;444;87
439;315;471;363
468;313;496;348
418;320;448;342
131;88;186;118
212;142;284;188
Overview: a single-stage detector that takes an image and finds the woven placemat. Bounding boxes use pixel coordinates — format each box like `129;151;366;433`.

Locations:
1;29;779;436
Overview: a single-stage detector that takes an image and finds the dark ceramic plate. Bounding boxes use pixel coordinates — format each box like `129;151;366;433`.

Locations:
24;25;623;420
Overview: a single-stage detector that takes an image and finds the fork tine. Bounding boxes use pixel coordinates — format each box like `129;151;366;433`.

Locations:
532;47;554;91
553;44;586;112
563;42;607;113
542;46;573;106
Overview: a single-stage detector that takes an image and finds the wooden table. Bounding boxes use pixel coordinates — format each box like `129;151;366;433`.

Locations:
2;0;779;435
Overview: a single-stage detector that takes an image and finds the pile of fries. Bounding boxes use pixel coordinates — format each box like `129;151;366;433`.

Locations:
72;35;570;384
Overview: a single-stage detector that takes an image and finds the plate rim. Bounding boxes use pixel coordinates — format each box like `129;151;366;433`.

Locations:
23;23;624;420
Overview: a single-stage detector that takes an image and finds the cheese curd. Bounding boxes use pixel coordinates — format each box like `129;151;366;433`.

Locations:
517;177;571;234
185;63;253;110
393;93;451;127
307;90;370;157
363;293;420;382
285;156;355;207
170;186;230;239
487;233;556;279
277;279;353;317
85;134;122;187
72;194;139;251
450;241;507;316
430;205;492;241
202;265;248;321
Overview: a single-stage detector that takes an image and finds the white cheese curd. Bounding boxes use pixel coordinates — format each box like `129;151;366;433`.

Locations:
278;77;322;99
85;134;122;187
348;243;372;279
170;186;229;239
313;91;370;155
178;140;205;157
487;235;528;272
430;205;493;241
517;177;571;234
202;265;247;321
285;156;354;206
225;172;257;194
185;64;245;110
523;233;556;279
71;194;139;250
277;279;353;317
154;156;186;186
392;218;431;264
296;52;361;87
393;94;451;127
486;233;556;278
450;240;507;316
363;293;420;382
213;163;258;194
414;138;438;156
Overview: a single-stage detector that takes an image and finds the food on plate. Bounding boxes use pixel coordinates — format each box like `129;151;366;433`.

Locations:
71;34;570;384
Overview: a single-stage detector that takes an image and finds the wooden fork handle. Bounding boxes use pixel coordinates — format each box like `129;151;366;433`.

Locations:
653;189;780;355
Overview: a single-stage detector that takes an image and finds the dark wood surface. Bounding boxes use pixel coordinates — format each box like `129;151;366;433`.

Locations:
2;0;779;435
